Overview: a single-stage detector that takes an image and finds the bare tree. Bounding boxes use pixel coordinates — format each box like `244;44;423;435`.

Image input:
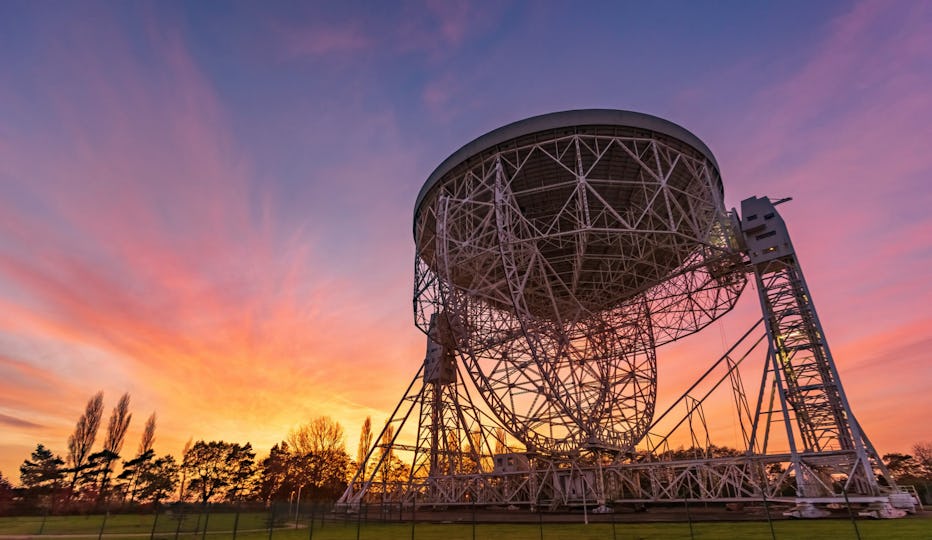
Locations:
67;391;104;491
138;413;156;456
493;427;508;455
914;442;932;477
379;424;394;483
356;416;373;472
287;416;345;455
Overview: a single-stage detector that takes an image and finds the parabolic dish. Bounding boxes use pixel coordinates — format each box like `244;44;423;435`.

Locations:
415;110;733;323
413;109;745;453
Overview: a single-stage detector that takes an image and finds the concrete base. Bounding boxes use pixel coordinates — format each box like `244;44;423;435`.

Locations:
783;502;830;518
859;502;908;519
888;492;919;513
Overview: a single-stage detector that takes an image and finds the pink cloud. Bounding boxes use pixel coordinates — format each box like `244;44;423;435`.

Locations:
722;1;932;190
423;0;475;46
279;23;370;59
649;3;932;455
0;11;424;478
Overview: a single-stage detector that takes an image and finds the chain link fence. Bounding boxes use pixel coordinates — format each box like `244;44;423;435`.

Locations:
1;501;928;539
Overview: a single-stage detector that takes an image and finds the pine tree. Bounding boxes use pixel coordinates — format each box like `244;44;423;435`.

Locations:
67;392;104;492
20;444;65;508
98;393;132;501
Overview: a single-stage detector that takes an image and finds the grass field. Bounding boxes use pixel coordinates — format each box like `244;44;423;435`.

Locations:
0;512;929;540
0;513;271;536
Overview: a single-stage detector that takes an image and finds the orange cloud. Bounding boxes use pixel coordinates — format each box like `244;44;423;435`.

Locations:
0;10;423;479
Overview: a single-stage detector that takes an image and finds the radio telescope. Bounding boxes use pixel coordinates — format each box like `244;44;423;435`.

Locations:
412;110;744;454
340;110;915;519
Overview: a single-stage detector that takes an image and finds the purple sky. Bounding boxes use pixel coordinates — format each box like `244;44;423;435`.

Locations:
0;1;929;480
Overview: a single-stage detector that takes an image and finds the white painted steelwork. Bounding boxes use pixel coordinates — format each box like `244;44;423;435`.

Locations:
337;110;915;518
413;110;744;454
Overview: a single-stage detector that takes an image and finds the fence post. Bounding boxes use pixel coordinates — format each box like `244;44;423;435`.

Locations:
98;511;109;540
36;508;49;534
200;504;211;540
471;498;476;540
232;505;240;540
684;497;695;540
842;487;862;540
537;507;543;540
761;490;777;540
410;492;416;540
610;506;616;540
267;503;275;540
355;504;362;540
37;509;48;535
174;505;184;540
149;506;160;540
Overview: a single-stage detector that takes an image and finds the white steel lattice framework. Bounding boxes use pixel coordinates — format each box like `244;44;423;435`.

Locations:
337;110;916;518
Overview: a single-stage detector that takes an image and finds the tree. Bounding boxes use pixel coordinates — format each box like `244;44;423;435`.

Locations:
20;444;64;490
119;412;157;504
257;442;292;502
914;442;932;505
257;443;350;502
0;470;12;515
135;455;179;506
138;413;156;456
20;444;65;509
355;417;373;476
493;428;508;455
224;444;257;502
379;425;396;484
67;392;104;491
883;453;922;483
913;442;932;478
182;441;256;504
117;449;155;504
98;393;132;500
177;438;192;502
297;449;349;500
287;416;345;455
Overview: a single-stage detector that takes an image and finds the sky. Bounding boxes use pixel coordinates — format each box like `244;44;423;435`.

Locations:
0;1;930;482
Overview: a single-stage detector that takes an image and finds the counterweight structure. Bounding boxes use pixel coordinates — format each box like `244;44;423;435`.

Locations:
338;110;916;518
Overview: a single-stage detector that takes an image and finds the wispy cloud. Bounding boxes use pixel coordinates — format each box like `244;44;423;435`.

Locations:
0;8;418;471
0;413;43;430
735;1;932;450
656;0;932;454
279;23;371;59
0;0;927;478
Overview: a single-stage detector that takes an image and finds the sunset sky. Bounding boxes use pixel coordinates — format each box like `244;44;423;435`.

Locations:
0;1;930;481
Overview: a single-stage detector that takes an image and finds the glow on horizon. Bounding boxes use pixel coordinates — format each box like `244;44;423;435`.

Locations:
0;1;930;481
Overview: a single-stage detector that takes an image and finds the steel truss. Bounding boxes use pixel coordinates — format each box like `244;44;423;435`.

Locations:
412;131;744;456
339;196;917;518
337;113;914;518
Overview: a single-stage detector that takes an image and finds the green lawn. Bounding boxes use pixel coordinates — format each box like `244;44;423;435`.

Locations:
0;513;929;540
0;512;271;536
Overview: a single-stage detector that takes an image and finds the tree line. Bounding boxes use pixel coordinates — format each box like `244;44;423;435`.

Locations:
0;392;394;515
1;391;930;515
